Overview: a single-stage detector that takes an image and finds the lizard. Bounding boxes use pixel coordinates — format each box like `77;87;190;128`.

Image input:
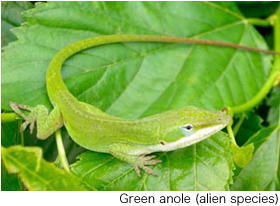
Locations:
9;35;279;177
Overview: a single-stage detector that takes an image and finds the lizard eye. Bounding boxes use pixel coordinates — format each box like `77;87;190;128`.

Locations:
183;124;193;131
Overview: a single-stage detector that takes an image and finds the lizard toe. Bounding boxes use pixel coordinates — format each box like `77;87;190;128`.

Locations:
141;166;157;176
134;166;141;177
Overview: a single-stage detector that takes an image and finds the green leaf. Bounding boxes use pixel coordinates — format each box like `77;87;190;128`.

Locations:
1;112;58;161
1;145;89;191
232;143;254;168
237;1;279;19
2;1;272;120
231;126;280;191
1;121;21;147
277;142;280;191
1;116;84;190
267;87;280;126
1;160;23;191
1;1;33;47
71;132;233;191
234;112;264;146
1;120;23;190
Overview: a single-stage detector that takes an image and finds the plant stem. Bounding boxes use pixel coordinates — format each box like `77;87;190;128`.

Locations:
247;16;272;27
18;120;25;146
55;130;70;172
273;7;280;87
274;7;280;53
227;124;237;147
228;71;278;115
233;113;246;135
228;7;280;115
1;113;18;123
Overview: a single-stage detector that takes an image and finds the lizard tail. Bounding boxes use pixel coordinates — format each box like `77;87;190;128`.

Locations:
46;35;279;103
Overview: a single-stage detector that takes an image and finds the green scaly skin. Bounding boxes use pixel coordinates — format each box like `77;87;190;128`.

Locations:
11;35;278;176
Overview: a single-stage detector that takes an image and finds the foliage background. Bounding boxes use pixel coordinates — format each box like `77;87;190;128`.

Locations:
1;1;279;191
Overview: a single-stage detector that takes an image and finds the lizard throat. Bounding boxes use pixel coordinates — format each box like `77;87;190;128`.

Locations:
148;124;225;153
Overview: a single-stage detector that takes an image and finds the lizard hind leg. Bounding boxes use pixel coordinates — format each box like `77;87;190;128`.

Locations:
9;102;63;140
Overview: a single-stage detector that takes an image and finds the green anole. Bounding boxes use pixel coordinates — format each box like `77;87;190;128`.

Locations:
10;35;279;177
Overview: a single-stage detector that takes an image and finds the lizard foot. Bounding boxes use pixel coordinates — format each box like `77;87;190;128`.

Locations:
133;155;162;177
9;102;36;133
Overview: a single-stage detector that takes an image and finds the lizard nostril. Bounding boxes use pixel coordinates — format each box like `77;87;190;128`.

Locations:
160;141;165;145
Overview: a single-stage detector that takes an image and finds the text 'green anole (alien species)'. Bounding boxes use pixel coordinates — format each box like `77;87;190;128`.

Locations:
10;35;279;176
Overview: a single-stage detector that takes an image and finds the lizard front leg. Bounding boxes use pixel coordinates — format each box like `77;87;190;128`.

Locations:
109;143;162;177
9;102;63;140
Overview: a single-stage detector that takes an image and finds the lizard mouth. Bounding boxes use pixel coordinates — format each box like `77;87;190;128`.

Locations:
148;120;229;153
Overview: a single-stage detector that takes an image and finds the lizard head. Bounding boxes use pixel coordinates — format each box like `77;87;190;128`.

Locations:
148;106;231;152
